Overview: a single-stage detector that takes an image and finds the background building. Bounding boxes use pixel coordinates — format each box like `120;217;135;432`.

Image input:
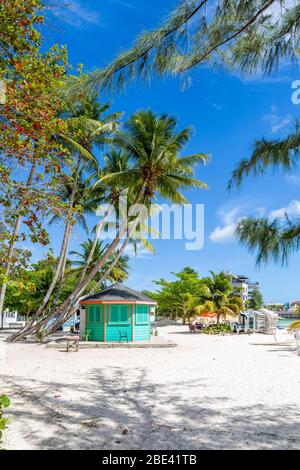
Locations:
225;272;260;305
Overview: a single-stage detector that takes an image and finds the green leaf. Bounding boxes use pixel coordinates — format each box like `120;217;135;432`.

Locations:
0;396;10;408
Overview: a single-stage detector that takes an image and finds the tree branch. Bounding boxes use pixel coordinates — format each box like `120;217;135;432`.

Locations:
181;0;275;72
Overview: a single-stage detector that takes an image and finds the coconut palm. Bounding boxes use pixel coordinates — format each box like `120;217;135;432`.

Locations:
70;109;208;294
108;249;130;283
16;110;208;339
50;169;104;232
50;170;105;304
70;238;130;284
48;93;120;297
70;239;108;270
35;95;120;310
77;149;131;283
196;272;241;325
101;110;208;203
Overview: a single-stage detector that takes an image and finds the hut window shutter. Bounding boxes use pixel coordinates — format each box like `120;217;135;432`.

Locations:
94;306;100;322
136;305;149;324
119;305;128;323
109;305;129;324
88;306;94;323
110;305;119;323
91;306;96;322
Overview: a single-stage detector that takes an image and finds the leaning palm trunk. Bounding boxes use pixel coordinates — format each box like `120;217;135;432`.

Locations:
44;205;145;335
7;217;74;342
78;204;115;283
10;185;146;340
8;158;82;342
0;161;36;329
52;231;70;308
32;239;128;336
14;224;126;339
90;238;129;296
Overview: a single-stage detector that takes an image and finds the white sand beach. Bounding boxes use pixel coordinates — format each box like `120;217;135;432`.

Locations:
1;325;300;450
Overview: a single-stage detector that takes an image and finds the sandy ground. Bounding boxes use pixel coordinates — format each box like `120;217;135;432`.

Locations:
1;325;300;450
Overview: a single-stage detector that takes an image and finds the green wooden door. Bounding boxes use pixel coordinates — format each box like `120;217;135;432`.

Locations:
106;304;132;342
86;305;104;341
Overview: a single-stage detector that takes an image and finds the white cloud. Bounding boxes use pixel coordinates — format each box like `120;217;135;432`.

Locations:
108;0;134;8
256;206;266;217
124;244;153;259
211;103;223;111
286;174;300;186
209;223;236;243
54;1;102;28
269;200;300;220
262;105;292;134
209;207;241;243
210;198;300;244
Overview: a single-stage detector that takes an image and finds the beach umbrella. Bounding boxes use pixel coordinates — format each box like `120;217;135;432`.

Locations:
198;312;216;318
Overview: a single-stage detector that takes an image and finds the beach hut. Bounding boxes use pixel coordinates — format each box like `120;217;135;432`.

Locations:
79;283;157;342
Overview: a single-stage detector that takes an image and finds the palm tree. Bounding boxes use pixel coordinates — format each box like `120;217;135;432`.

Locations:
73;109;208;291
108;249;130;283
50;170;105;305
28;110;208;338
77;149;131;283
50;169;104;233
102;110;208;204
196;272;241;325
70;239;108;270
70;238;130;284
8;96;121;342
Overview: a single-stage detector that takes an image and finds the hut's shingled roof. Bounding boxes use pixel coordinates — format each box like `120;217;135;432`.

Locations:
80;283;156;304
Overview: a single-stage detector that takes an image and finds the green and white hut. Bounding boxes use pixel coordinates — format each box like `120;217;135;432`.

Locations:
79;283;157;342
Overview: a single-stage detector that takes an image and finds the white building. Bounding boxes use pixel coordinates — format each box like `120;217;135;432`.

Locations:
1;310;26;329
225;272;260;305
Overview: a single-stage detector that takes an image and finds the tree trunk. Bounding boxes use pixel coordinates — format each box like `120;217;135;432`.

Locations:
7;157;82;342
44;197;146;336
33;247;123;336
0;161;36;329
53;232;69;308
24;190;147;338
88;237;129;296
78;204;115;284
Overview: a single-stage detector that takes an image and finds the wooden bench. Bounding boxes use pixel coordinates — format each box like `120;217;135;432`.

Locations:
66;335;79;352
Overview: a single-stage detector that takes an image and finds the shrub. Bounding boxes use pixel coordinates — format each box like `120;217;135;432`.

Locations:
36;330;45;343
203;323;231;335
0;394;10;449
288;320;300;332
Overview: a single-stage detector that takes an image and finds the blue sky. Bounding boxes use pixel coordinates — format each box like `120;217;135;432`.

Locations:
35;0;300;302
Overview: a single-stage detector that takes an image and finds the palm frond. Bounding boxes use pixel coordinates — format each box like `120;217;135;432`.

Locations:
236;216;300;265
229;121;300;189
59;135;98;168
